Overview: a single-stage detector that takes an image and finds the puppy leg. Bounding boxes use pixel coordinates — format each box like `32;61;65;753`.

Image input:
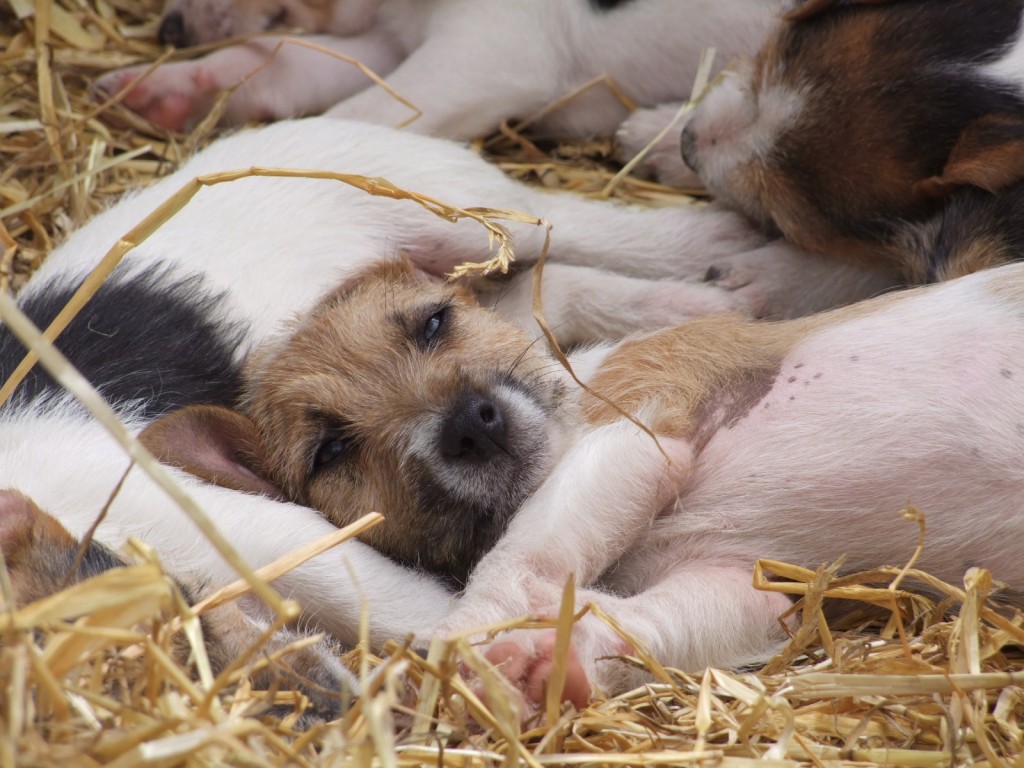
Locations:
616;102;702;190
192;590;357;725
703;240;903;319
519;197;769;280
432;422;693;634
325;19;563;138
96;31;403;132
476;262;772;346
481;564;792;717
401;201;764;281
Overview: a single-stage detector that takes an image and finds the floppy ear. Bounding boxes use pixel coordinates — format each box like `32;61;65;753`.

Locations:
138;405;284;499
0;490;77;566
915;114;1024;199
785;0;900;22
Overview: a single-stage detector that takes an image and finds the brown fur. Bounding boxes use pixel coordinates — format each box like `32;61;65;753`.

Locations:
582;285;918;442
242;259;571;583
0;489;348;723
698;0;1024;280
139;405;282;498
741;8;948;264
583;315;792;437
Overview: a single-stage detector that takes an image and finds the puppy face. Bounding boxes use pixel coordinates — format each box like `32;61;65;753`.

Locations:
158;0;381;46
683;0;1024;265
243;261;574;584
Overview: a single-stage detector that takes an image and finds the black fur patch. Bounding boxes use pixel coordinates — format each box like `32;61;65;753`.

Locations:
0;267;247;417
775;0;1024;245
926;182;1024;281
588;0;638;11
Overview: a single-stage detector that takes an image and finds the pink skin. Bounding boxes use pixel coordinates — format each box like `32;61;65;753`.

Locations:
101;67;218;133
484;632;594;714
95;32;404;132
432;426;696;715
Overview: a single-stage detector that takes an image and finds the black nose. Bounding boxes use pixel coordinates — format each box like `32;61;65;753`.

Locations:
158;11;187;47
440;393;508;461
680;125;699;172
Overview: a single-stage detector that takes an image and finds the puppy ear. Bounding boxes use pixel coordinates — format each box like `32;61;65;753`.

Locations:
785;0;899;23
915;114;1024;199
139;405;283;499
0;490;76;566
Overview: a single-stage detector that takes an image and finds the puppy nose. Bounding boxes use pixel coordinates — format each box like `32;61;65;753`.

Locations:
158;11;187;47
440;393;508;461
680;125;699;172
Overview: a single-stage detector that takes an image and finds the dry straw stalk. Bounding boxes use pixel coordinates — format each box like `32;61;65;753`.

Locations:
2;2;1023;766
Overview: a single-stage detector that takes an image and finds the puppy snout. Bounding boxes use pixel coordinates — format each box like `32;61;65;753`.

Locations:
158;11;187;47
680;125;699;172
440;393;509;461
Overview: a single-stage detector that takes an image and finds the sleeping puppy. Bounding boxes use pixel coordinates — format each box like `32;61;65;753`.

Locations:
96;0;781;137
672;0;1024;281
0;489;352;725
144;253;1024;718
4;116;892;659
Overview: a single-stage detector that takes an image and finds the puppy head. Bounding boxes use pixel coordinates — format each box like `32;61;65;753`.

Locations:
158;0;382;46
683;0;1024;266
144;260;574;584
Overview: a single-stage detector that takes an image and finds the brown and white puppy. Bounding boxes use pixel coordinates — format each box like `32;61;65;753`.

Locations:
672;0;1024;281
146;254;1024;720
143;260;579;586
0;489;354;725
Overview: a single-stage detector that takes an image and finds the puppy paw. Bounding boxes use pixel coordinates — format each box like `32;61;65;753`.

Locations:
479;630;593;721
616;104;702;189
96;62;221;132
631;278;767;327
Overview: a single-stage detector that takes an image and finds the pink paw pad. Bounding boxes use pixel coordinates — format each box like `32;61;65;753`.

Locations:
96;64;218;133
484;632;592;711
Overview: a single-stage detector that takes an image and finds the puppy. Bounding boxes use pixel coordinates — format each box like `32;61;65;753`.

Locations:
96;0;781;136
147;255;1024;716
0;489;352;725
673;0;1024;281
6;116;890;655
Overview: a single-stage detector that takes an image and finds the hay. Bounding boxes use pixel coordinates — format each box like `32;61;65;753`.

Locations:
2;2;1023;766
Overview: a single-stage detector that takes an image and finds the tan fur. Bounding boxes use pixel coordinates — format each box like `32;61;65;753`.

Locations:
0;489;348;722
0;490;84;604
583;286;918;438
918;115;1024;197
583;315;792;436
139;405;281;498
936;237;1012;281
243;259;571;581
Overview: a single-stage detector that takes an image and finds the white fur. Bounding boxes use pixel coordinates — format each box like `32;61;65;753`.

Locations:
12;116;857;649
102;0;782;137
436;264;1024;697
0;395;450;647
982;20;1024;86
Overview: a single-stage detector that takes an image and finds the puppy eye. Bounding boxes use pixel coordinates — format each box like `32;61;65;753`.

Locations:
423;306;449;346
313;433;349;471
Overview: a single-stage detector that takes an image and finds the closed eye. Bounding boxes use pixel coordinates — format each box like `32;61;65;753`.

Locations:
312;429;351;474
422;305;450;347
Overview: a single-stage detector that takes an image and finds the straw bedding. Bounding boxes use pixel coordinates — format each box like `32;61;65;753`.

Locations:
2;2;1023;765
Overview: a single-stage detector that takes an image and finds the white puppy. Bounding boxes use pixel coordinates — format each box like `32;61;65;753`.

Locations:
97;0;781;137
